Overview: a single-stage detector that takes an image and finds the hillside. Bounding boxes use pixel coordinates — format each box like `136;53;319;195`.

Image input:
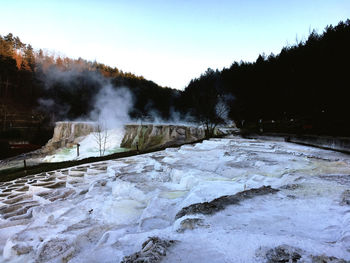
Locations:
181;19;350;136
0;34;180;157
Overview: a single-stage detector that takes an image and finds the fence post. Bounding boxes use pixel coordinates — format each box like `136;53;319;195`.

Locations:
23;159;27;176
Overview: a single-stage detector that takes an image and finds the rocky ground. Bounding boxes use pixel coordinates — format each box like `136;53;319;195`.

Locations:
0;136;349;262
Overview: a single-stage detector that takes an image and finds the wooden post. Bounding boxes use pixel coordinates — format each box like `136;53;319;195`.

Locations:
77;143;80;157
23;159;27;176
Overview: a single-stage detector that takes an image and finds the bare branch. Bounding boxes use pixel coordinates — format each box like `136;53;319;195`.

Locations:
93;121;110;156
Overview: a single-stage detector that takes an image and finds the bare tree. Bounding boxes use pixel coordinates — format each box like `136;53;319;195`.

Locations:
93;122;110;156
185;68;230;138
200;98;229;138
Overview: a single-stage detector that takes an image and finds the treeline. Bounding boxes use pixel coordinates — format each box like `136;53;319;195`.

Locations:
0;34;36;104
0;33;179;121
181;19;350;136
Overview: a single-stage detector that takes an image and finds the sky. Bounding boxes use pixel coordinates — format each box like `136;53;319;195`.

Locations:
0;0;349;90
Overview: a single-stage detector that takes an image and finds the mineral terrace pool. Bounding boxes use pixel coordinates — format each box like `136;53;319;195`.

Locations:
0;137;349;262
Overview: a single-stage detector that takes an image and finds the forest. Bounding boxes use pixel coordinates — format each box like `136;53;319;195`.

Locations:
0;33;179;121
0;33;180;153
182;19;350;136
1;19;350;153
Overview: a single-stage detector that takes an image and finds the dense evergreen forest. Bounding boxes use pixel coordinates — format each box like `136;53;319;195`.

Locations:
0;33;179;121
1;18;350;154
182;19;350;136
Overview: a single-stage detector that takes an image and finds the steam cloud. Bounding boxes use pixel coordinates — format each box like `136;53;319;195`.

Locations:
37;65;134;128
90;85;133;129
37;63;204;128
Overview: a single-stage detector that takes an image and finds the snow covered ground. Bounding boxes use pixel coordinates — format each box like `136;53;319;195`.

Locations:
43;128;127;162
0;137;350;262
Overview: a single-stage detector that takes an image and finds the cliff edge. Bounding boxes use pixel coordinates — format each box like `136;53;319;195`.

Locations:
121;124;205;150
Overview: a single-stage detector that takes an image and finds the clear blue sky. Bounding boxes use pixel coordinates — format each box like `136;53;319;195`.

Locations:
1;0;349;89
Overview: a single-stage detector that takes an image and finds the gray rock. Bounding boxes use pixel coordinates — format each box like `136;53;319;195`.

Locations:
177;218;207;233
121;237;176;263
175;185;279;219
340;190;350;205
12;244;33;255
312;255;348;263
36;238;74;263
259;245;349;263
265;245;303;263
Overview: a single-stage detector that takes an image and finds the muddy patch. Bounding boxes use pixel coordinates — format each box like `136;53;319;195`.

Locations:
257;245;348;263
340;190;350;205
175;185;279;219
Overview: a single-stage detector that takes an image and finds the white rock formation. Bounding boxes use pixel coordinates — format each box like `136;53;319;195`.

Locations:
43;121;98;152
121;124;205;150
1;137;350;262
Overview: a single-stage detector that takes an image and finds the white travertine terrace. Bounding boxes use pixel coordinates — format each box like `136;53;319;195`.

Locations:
0;137;350;262
43;121;99;152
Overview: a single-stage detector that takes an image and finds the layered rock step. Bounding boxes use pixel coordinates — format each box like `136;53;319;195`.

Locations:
121;124;205;150
43;122;98;152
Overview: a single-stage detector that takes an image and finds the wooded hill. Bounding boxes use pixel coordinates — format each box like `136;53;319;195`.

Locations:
0;34;180;152
181;19;350;136
0;33;179;120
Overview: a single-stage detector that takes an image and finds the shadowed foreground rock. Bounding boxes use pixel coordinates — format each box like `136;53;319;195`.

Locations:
264;245;303;263
175;185;279;219
311;255;348;263
121;237;176;263
260;245;348;263
341;190;350;205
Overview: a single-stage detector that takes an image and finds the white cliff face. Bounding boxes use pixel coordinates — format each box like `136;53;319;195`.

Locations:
1;137;350;262
44;122;98;152
43;122;204;162
121;124;205;150
43;124;206;162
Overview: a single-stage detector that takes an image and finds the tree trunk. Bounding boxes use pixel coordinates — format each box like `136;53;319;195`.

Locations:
0;75;2;97
5;78;8;98
3;105;7;131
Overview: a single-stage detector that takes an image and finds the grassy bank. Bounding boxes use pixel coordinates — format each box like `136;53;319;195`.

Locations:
0;138;207;182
